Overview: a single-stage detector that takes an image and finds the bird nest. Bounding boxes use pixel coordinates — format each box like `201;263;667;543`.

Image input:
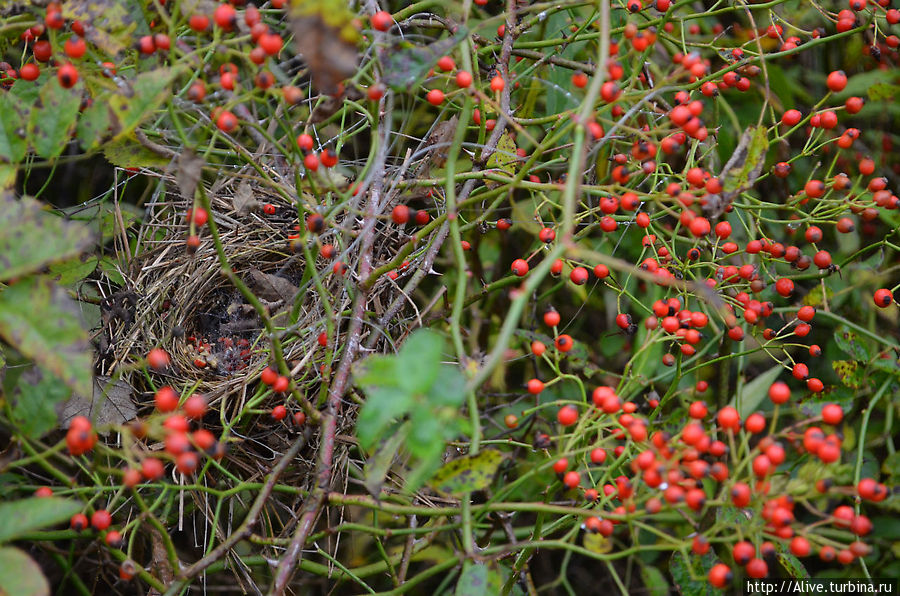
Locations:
97;162;433;420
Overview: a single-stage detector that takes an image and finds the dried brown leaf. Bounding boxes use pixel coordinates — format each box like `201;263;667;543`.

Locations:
176;149;204;201
290;6;358;96
57;376;136;430
232;181;261;215
246;269;298;303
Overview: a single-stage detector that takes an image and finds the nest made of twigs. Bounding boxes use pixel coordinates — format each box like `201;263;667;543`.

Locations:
98;161;439;417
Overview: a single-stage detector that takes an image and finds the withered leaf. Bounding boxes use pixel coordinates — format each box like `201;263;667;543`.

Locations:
57;376;136;430
231;181;261;215
176;149;204;201
704;125;768;219
382;29;468;91
61;0;149;56
246;268;298;303
290;0;360;96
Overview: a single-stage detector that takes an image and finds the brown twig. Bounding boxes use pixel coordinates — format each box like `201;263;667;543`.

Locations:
479;0;517;164
267;89;392;596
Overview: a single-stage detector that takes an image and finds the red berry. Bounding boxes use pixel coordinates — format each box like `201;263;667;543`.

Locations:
64;36;87;59
91;509;112;531
371;10;393;32
105;530;123;549
272;376;290;393
745;558;768;579
57;63;79;88
147;348;170;370
216;110;238;133
183;394;208;419
570;266;588;285
775;278;794;297
557;405;578;426
527;379;544;394
155;386;179;412
511;258;529;276
768;381;791;404
555;334;574;352
19;62;40;81
790;536;811;557
189;14;210;31
708;563;732;588
426;89;445;106
822;404;843;425
259;33;283;55
176;451;199;475
213;3;237;30
260;367;278;385
563;470;580;488
71;513;89;531
874;288;893;307
826;70;848;92
717;406;740;431
141;457;165;480
436;56;456;71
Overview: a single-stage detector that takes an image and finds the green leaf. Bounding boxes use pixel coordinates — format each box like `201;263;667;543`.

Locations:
0;497;82;543
0;195;94;281
429;365;467;407
10;367;71;439
0;277;93;397
640;564;670;596
0;94;28;164
9;77;43;106
354;329;467;492
76;101;112;151
356;386;412;450
48;255;98;286
108;68;178;141
27;78;81;159
764;65;797;110
799;388;854;420
456;561;502;596
0;547;50;596
485;132;518;189
870;357;900;378
363;423;408;497
103;136;172;168
834;327;871;361
669;552;721;596
803;284;833;307
98;256;126;286
583;531;612;553
867;83;900;101
407;407;448;460
431;450;504;495
395;329;446;394
732;365;783;418
832;360;863;388
722;125;768;195
883;452;900;478
778;552;810;579
716;504;752;529
382;29;468;91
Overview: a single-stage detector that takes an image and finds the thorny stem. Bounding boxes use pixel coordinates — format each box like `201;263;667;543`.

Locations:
268;87;392;595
